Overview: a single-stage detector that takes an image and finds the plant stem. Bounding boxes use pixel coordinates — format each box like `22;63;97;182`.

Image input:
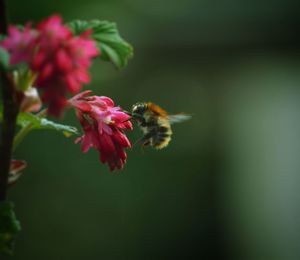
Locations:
0;0;7;33
13;109;47;150
0;0;18;201
13;123;32;150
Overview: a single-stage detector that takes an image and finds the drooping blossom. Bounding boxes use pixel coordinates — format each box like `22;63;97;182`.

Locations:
0;15;99;117
0;24;38;65
9;159;27;186
69;91;133;171
31;15;99;116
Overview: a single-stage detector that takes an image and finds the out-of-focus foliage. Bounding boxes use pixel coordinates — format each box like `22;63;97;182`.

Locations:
0;47;9;69
0;201;21;255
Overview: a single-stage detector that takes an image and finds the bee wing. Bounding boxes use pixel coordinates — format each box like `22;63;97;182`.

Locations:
168;114;191;124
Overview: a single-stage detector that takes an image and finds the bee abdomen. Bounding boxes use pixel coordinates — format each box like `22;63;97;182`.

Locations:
153;126;172;149
154;135;172;149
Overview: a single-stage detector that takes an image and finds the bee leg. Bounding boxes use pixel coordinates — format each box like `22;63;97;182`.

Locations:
133;137;147;154
142;140;151;147
142;130;156;146
139;117;148;127
134;130;154;148
133;136;151;147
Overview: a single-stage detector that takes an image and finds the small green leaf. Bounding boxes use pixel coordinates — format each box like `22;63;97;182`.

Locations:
67;20;133;69
17;112;79;136
0;201;21;255
7;62;29;73
0;47;9;69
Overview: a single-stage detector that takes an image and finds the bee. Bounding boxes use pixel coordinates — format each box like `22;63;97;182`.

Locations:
130;102;191;149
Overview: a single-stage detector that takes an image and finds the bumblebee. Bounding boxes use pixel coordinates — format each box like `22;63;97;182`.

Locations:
130;102;190;149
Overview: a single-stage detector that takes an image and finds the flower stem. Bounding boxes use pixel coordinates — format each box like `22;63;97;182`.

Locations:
0;0;18;201
13;109;47;150
0;0;7;33
13;123;32;150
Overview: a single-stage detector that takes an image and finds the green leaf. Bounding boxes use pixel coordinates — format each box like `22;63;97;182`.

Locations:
7;62;29;73
0;201;21;255
67;20;133;69
0;47;9;69
17;112;79;137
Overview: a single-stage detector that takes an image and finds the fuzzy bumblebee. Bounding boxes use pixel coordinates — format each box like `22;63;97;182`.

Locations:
131;102;191;149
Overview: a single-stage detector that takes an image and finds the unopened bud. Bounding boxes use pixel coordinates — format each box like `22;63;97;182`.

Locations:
20;87;42;113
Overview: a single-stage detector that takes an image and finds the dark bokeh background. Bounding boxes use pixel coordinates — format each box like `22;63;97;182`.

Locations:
5;0;300;259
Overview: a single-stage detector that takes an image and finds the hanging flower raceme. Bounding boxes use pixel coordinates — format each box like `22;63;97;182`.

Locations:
69;91;133;171
0;15;99;117
32;15;99;116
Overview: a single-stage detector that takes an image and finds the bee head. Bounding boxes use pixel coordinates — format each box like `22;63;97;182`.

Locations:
132;102;147;114
131;102;147;121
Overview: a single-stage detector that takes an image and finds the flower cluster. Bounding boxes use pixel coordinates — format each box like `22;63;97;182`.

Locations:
1;15;133;171
0;15;99;116
69;91;132;171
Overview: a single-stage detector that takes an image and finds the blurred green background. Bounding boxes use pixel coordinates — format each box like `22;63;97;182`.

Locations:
4;0;300;259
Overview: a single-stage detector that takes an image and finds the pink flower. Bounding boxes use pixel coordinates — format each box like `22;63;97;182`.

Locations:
0;24;38;65
0;15;99;117
69;91;133;171
31;15;99;117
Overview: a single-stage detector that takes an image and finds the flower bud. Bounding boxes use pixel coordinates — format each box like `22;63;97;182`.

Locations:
20;87;42;113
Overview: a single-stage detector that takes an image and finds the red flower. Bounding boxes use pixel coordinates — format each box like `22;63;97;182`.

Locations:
0;24;38;65
31;15;99;116
0;15;100;117
69;91;133;171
